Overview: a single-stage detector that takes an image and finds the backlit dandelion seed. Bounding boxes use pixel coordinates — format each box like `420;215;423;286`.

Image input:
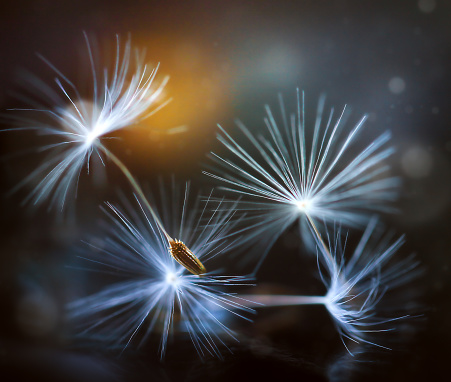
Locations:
204;90;399;268
8;33;169;210
315;221;419;351
68;183;254;359
169;238;207;275
238;218;419;353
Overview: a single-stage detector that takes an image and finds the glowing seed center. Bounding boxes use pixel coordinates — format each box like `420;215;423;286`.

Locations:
165;271;179;287
85;130;100;145
85;121;107;145
295;199;312;213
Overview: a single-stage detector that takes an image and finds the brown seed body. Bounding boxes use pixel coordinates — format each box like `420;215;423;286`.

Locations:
169;239;207;276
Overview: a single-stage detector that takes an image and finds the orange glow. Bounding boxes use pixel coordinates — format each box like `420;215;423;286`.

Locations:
116;34;233;171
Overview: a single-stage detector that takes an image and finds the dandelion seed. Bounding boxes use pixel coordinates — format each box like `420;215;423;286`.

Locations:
169;239;207;276
68;183;254;359
237;219;419;353
7;33;169;210
204;90;399;269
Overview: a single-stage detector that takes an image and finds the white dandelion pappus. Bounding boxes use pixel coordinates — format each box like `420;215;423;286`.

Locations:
238;218;419;353
204;89;399;263
9;33;169;210
68;183;254;359
315;220;419;352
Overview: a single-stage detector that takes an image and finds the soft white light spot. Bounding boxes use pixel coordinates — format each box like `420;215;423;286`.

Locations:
402;146;433;178
85;130;100;145
85;120;108;145
166;271;180;287
418;0;436;13
295;199;312;213
388;77;406;94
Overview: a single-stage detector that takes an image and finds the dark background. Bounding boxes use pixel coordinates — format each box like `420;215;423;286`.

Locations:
0;0;450;381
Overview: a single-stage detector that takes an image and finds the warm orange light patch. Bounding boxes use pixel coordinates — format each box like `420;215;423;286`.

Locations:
118;34;233;169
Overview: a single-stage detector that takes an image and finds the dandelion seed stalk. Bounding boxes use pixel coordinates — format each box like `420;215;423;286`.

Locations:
99;145;207;275
234;294;326;308
205;89;400;269
68;184;252;358
234;220;419;352
305;213;339;275
99;144;172;241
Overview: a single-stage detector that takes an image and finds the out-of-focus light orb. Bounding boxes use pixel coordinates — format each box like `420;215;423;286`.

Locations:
388;77;406;94
401;146;433;178
418;0;436;13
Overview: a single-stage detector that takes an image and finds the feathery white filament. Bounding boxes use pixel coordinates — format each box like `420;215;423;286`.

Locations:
10;33;169;210
205;90;399;269
68;184;254;359
236;219;419;353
